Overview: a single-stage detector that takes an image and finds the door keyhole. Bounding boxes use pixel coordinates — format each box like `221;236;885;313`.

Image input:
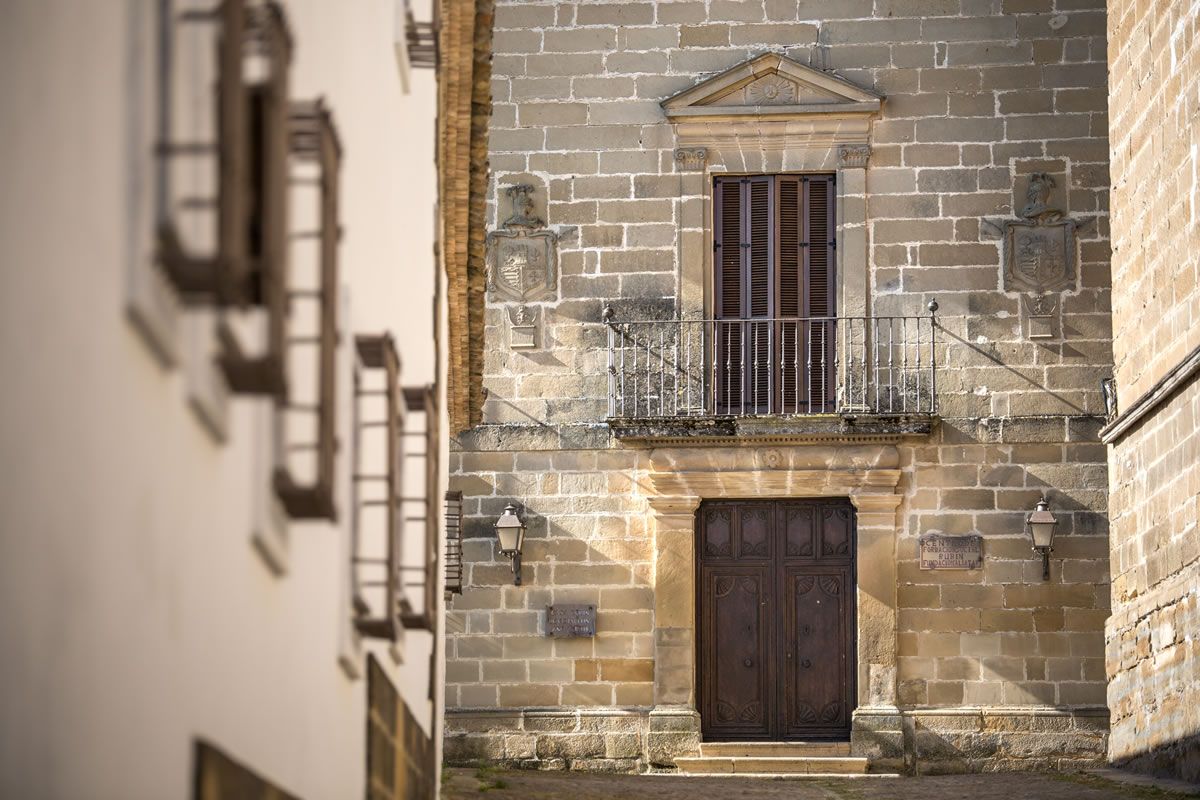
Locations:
743;658;753;668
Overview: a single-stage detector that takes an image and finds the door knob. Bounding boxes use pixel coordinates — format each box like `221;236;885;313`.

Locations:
743;658;753;667
801;659;812;669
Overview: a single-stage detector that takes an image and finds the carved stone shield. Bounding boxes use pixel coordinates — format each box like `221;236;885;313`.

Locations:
1003;220;1076;294
487;229;557;303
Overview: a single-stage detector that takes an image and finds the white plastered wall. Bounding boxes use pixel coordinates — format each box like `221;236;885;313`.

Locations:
0;0;441;797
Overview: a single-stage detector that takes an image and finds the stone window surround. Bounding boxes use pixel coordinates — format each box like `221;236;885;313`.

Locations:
665;53;880;325
644;446;905;750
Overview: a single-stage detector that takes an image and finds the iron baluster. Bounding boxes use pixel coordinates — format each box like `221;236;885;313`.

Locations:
929;299;939;414
660;328;666;417
793;323;800;415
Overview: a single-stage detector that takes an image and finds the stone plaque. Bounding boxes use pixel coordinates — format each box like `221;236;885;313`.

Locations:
507;305;539;349
919;534;983;570
546;604;596;638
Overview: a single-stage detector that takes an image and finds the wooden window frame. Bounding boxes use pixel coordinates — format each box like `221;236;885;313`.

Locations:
713;173;837;415
216;2;293;396
351;334;404;641
272;99;341;520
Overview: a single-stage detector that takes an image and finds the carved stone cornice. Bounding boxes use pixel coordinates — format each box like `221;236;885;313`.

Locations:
662;53;883;151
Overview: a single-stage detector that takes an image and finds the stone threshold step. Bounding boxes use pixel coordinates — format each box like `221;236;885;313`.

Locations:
675;756;870;775
659;772;900;780
700;742;851;758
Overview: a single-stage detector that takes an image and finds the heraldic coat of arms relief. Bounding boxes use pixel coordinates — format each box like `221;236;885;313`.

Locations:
990;172;1082;295
486;184;559;304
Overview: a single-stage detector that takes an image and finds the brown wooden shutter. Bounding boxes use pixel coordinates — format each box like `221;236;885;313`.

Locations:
745;176;774;412
713;174;835;414
714;177;743;412
803;175;836;410
777;176;802;412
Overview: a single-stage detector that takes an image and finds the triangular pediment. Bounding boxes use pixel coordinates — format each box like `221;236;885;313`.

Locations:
662;53;882;122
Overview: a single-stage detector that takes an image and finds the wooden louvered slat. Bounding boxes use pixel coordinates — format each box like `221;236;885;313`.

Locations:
778;177;801;412
717;178;743;318
714;177;743;412
746;177;773;412
747;177;772;318
803;176;835;410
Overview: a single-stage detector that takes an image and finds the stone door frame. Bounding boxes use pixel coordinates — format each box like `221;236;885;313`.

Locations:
645;446;903;751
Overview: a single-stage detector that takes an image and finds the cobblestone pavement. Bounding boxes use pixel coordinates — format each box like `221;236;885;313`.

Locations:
444;767;1189;799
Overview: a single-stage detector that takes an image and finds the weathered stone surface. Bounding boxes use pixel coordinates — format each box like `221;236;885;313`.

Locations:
448;0;1115;775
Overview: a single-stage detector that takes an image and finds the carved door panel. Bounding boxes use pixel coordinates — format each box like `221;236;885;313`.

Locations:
782;567;851;737
699;566;772;739
698;499;855;741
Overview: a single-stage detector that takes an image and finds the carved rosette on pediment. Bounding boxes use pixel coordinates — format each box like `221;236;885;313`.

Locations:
988;172;1082;295
486;184;558;304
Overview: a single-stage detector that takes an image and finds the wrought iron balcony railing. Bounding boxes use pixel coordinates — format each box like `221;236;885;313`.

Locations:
604;303;938;420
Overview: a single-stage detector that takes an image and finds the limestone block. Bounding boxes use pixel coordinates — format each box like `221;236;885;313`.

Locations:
646;732;700;767
536;733;607;760
505;734;538;760
444;734;505;763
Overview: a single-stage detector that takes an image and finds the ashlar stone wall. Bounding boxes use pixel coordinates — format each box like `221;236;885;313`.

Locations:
448;0;1116;774
1104;0;1200;783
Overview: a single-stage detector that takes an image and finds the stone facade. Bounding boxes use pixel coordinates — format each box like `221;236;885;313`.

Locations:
1103;0;1200;782
446;0;1115;774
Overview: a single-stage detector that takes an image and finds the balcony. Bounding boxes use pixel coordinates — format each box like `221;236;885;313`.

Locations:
603;304;939;443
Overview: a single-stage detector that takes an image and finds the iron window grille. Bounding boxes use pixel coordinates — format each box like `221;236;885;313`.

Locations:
272;99;341;520
351;334;404;641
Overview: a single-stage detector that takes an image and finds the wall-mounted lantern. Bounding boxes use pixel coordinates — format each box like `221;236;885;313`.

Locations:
494;504;527;586
1026;498;1058;581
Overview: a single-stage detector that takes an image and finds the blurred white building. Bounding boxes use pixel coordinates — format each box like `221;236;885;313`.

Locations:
0;1;450;797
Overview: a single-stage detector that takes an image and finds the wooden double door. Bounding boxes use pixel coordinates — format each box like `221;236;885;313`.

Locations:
696;499;856;741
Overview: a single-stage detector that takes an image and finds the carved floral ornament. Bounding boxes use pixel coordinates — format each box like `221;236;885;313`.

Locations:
745;75;797;105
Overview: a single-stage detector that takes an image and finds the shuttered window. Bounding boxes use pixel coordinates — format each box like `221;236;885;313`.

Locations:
713;174;836;414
